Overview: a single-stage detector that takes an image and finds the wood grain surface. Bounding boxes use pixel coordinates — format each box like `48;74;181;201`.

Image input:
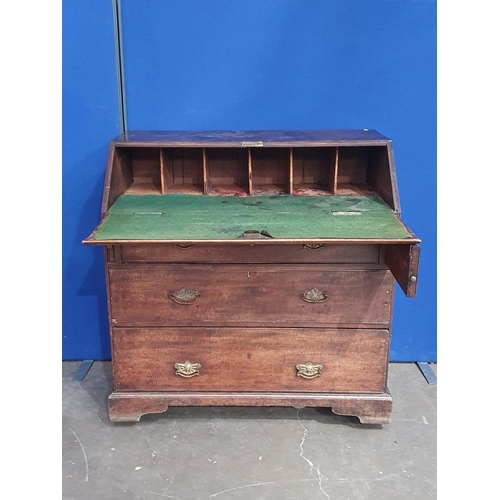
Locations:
119;242;381;264
111;327;390;393
108;266;394;327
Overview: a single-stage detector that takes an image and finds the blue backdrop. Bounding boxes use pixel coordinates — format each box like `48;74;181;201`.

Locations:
62;0;120;359
63;0;436;362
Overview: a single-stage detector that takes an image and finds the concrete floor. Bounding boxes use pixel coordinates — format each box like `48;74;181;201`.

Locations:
62;362;436;500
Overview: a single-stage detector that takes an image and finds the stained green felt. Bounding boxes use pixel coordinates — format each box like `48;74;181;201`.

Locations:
92;194;412;241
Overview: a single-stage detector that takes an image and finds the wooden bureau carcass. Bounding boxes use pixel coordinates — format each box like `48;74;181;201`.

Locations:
83;130;420;424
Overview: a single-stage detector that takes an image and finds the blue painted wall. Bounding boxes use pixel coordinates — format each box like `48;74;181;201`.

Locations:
62;1;120;359
63;0;436;361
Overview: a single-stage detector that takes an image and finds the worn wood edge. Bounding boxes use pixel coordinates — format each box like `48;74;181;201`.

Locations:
386;244;420;298
108;262;386;272
108;391;392;422
100;144;116;216
108;393;169;422
330;390;392;424
408;245;421;298
111;140;390;148
82;237;421;246
386;142;401;214
110;321;391;330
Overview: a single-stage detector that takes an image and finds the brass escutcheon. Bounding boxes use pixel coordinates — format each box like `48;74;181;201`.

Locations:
303;243;325;251
296;362;323;379
174;361;201;378
169;288;201;305
301;288;328;303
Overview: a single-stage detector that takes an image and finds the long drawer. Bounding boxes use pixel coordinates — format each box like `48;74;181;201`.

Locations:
112;328;390;393
108;265;393;327
119;243;381;264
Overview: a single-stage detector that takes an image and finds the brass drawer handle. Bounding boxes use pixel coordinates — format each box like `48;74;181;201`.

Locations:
174;361;201;378
301;288;328;303
303;243;325;251
296;362;323;379
174;244;194;249
168;288;201;305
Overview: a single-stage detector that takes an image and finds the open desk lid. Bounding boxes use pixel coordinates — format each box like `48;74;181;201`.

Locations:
84;194;419;244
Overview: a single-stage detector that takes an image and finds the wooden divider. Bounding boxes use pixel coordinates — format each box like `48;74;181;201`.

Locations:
202;148;208;194
160;149;166;194
333;147;339;194
248;149;253;195
153;146;347;196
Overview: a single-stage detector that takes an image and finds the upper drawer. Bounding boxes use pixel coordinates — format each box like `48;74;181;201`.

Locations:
108;265;393;327
119;243;380;264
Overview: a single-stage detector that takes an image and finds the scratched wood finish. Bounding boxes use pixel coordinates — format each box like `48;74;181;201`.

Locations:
119;243;381;264
112;328;390;393
108;266;393;327
113;129;391;147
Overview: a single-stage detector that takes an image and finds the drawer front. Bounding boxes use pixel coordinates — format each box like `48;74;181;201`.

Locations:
108;266;393;327
112;328;389;393
119;243;380;264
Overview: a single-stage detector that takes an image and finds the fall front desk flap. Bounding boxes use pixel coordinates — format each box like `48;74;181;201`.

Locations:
87;194;415;242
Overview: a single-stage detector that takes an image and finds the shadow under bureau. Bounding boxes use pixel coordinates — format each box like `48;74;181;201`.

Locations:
83;130;420;424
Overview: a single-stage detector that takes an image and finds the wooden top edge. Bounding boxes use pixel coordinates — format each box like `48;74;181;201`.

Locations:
111;130;390;147
110;390;393;400
83;237;421;246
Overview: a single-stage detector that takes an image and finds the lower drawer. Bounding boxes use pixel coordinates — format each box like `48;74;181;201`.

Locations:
112;328;390;393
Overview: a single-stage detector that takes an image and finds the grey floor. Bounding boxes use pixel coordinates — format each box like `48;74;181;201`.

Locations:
62;362;436;500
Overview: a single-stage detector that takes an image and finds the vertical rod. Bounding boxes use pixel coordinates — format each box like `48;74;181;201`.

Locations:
112;0;127;134
289;147;294;194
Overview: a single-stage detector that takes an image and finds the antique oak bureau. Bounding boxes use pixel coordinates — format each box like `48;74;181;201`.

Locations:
83;130;420;424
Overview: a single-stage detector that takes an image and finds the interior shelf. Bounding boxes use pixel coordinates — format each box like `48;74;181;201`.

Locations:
116;147;162;195
292;147;336;196
110;145;388;201
249;148;291;195
161;148;204;195
206;148;248;196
